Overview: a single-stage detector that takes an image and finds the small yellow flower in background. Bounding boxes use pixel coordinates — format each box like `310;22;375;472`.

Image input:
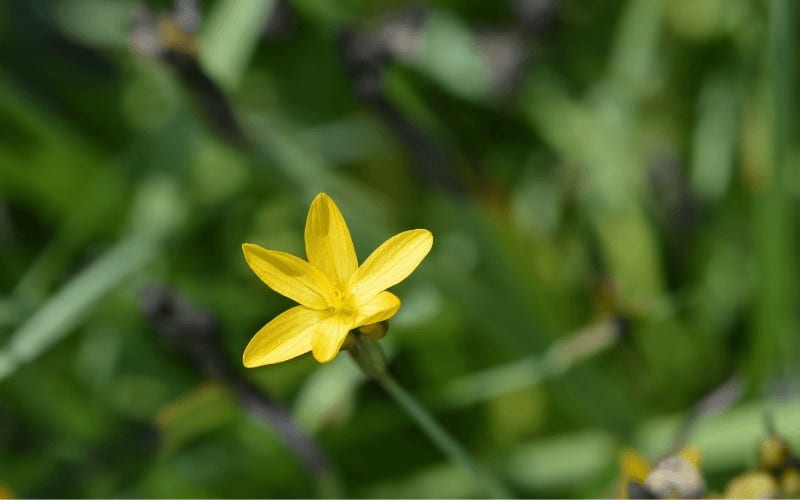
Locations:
241;193;433;366
723;471;779;499
618;446;704;499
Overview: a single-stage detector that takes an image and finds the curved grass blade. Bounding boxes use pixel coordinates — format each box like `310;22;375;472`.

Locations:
0;234;159;381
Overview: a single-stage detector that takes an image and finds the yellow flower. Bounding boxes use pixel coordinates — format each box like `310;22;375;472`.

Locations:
618;446;704;499
724;471;778;499
241;193;433;366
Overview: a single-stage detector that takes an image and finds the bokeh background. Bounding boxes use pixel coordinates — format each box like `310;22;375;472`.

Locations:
1;0;800;497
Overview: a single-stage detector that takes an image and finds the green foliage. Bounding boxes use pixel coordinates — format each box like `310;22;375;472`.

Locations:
1;0;798;497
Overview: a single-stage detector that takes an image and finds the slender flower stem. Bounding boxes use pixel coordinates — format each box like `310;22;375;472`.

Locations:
348;333;511;498
377;373;512;498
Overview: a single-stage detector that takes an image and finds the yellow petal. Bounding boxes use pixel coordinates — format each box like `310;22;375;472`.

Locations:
355;291;401;326
678;445;702;467
305;193;359;288
243;306;323;367
620;448;650;484
347;229;433;302
242;243;334;309
311;313;353;363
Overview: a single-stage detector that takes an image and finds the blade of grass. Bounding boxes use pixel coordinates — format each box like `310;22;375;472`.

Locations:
12;169;128;305
0;233;159;381
689;71;740;201
199;0;275;91
752;0;796;387
0;173;181;382
430;318;619;410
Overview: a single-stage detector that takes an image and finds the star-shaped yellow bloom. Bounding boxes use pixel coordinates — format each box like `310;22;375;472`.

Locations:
241;193;433;366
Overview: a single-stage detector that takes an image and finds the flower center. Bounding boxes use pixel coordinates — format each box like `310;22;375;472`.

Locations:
330;288;356;317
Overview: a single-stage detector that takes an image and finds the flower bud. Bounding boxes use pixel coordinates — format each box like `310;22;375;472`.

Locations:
358;321;389;340
347;332;388;379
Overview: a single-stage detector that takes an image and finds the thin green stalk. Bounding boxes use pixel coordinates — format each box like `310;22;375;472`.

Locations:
377;374;511;499
348;333;511;498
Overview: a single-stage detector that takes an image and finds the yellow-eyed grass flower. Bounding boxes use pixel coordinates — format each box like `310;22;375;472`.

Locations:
241;193;432;366
241;194;508;498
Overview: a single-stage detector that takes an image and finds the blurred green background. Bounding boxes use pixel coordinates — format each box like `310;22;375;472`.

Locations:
1;0;800;497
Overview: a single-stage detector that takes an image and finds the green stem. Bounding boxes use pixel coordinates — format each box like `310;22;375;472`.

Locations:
377;373;511;498
348;333;511;498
